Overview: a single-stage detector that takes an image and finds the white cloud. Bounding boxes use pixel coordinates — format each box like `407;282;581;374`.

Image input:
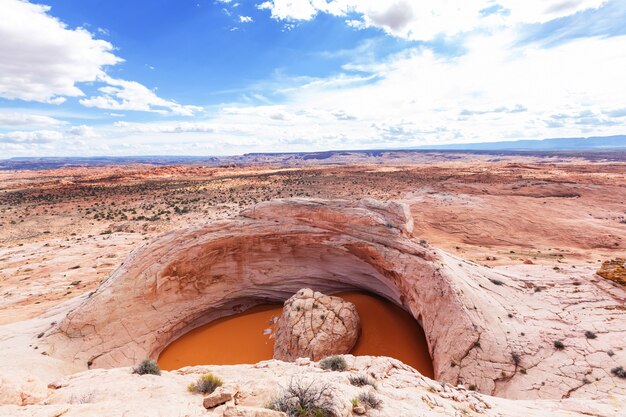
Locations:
256;0;609;40
1;0;621;157
113;121;215;133
0;129;63;143
0;0;122;103
239;15;253;23
257;0;318;20
79;75;203;116
68;124;98;137
0;0;201;115
0;111;66;127
499;0;608;23
24;31;622;156
134;33;623;150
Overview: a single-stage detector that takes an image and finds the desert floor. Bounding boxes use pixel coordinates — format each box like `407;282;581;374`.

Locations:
2;154;623;325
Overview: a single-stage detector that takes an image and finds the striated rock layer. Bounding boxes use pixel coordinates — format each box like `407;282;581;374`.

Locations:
273;288;361;361
40;198;626;401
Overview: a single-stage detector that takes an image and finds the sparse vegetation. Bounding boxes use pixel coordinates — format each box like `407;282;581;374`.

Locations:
319;355;347;372
611;366;626;379
267;378;337;417
357;391;383;410
554;340;565;350
133;359;161;376
348;374;377;389
187;372;223;394
584;330;597;339
511;352;521;366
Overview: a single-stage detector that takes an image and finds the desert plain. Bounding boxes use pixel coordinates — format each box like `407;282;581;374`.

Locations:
0;150;624;416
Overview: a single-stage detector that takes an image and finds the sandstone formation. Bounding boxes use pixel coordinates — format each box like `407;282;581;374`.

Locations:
597;258;626;286
37;198;626;402
273;288;361;361
203;386;236;409
0;356;622;416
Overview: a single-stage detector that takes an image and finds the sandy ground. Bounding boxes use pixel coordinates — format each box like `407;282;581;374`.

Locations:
0;156;624;324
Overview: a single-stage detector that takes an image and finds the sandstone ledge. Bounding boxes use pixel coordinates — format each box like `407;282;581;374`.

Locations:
1;356;622;417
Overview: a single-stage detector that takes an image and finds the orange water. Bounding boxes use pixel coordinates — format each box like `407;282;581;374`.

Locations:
158;292;434;378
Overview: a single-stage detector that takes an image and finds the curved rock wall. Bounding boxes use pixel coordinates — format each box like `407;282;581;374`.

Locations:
42;198;626;401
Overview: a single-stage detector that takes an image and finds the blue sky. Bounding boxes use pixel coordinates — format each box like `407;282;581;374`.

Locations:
0;0;625;157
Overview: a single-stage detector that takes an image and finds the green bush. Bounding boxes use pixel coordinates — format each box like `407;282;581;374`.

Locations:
319;355;347;372
133;359;161;376
188;373;223;394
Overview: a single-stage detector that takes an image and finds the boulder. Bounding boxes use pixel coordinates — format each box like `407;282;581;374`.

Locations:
203;387;235;409
597;258;626;286
273;289;361;361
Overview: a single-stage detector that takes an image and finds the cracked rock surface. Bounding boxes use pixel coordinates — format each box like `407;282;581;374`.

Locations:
1;356;622;417
273;288;360;361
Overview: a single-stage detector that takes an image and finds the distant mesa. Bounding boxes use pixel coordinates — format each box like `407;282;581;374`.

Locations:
1;135;625;171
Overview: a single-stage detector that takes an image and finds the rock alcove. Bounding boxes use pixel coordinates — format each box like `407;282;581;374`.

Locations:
42;198;620;400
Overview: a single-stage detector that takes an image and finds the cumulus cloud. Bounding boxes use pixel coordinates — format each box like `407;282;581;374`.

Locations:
2;0;621;157
0;0;121;103
54;32;623;156
0;0;201;115
155;33;625;149
0;129;63;143
79;76;203;116
256;0;609;40
68;124;98;137
0;111;66;127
